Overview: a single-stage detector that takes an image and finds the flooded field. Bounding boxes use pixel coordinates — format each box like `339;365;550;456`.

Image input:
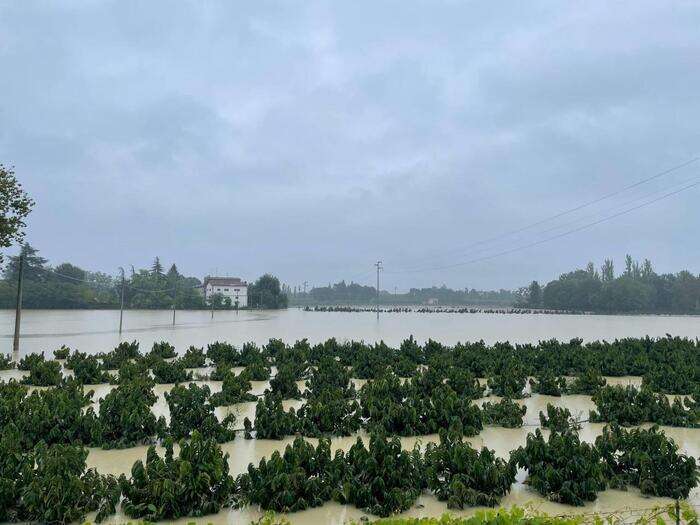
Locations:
1;308;698;523
2;307;700;357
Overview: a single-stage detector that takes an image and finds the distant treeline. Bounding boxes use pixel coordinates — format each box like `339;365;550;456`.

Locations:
518;255;700;314
0;244;287;310
289;280;516;307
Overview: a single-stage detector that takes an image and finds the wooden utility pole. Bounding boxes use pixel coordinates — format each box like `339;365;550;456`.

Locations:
12;254;24;356
118;267;125;335
375;261;383;319
172;281;178;326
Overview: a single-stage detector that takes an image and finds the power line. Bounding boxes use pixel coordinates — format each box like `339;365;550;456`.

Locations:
395;172;700;273
387;155;700;272
387;178;700;274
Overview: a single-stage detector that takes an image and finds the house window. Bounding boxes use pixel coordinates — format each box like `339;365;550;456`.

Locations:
224;288;229;291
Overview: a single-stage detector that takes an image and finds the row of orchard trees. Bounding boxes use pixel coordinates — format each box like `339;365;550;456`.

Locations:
518;255;700;313
0;244;287;309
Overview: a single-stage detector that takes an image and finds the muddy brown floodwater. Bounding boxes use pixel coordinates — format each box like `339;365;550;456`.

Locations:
0;308;698;524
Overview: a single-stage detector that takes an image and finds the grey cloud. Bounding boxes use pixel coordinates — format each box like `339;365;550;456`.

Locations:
1;1;699;290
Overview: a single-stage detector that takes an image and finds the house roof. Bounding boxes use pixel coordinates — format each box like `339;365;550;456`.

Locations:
204;277;247;287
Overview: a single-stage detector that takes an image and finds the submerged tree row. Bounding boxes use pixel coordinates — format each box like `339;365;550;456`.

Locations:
1;336;699;523
0;421;697;523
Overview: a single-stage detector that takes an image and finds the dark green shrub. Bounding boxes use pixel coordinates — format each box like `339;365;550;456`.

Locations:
119;431;235;520
13;379;98;449
0;353;15;370
305;355;355;399
539;404;581;432
487;366;527;398
511;429;606;505
99;340;140;370
20;441;120;524
53;345;71;359
17;352;45;371
180;346;207;368
425;430;516;508
481;398;526;428
529;372;567;396
589;385;698;427
206;341;239;365
567;368;606;395
65;350;90;370
245;359;271;381
210;370;257;406
97;375;165;449
446;368;484;399
109;359;149;385
251;393;298;439
269;364;302;400
335;434;424;517
296;388;361;437
236;437;337;512
642;364;697;395
150;341;176;359
596;424;699;499
72;355;110;384
165;383;236;443
21;360;63;386
151;358;193;384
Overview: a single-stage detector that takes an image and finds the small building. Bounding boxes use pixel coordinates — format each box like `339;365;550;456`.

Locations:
203;277;248;307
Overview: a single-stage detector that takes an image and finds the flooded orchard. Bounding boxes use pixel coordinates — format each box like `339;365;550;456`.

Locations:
1;308;699;524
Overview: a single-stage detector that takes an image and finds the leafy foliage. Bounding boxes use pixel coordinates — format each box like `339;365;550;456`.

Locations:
210;370;257;406
539;404;581;432
425;430;516;508
149;340;177;359
589;385;699;427
98;340;140;370
567;368;606;395
335;434;425;517
296;388;361;437
446;368;484;399
119;431;235;520
96;375;165;449
71;354;110;384
179;346;207;368
481;398;526;428
245;359;271;381
251;393;298;439
21;359;63;386
595;424;699;499
17;352;45;371
0;424;119;524
165;383;236;443
511;429;607;505
206;341;239;366
0;354;13;370
642;363;698;395
53;345;71;359
487;365;527;398
268;364;302;399
529;372;567;396
237;437;338;512
150;358;193;384
0;379;98;449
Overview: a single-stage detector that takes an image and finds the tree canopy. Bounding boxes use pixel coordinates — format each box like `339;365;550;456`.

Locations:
518;255;700;314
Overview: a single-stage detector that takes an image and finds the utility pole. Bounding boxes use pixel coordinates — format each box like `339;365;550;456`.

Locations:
118;267;125;335
172;281;178;326
375;261;383;318
12;254;24;356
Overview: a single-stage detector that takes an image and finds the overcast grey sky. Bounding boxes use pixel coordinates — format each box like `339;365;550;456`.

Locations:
1;1;699;291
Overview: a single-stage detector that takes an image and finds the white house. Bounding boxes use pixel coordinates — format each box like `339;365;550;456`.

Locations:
203;277;248;307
